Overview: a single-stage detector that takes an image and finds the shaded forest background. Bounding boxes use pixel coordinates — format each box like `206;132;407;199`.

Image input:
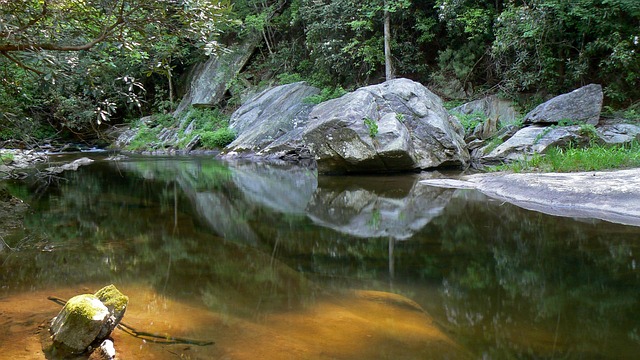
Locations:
0;0;638;143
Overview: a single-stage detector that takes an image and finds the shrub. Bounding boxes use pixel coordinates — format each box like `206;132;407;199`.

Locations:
126;125;162;151
199;128;236;149
452;111;487;133
277;73;304;85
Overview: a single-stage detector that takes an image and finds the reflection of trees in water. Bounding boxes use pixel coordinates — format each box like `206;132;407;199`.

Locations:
428;191;640;358
1;160;314;318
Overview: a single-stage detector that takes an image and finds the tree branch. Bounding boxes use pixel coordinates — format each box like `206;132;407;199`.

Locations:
0;14;126;53
0;51;44;74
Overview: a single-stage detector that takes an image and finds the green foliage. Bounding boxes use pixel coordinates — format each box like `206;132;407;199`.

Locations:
491;142;640;173
0;152;14;164
181;107;227;131
443;100;465;110
151;113;176;128
452;111;487;133
0;114;57;142
126;125;161;151
2;0;640;145
297;0;425;86
577;124;599;144
199;128;236;149
363;117;379;138
493;0;640;103
181;107;235;149
604;103;640;123
303;86;348;105
0;0;232;139
483;136;504;154
127;108;236;151
277;73;305;85
623;109;640;122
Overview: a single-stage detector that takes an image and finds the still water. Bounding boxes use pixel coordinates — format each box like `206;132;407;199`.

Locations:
1;155;639;359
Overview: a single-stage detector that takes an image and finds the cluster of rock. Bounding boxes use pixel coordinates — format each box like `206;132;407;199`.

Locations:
45;285;128;359
1;149;97;181
113;71;640;173
220;81;640;172
0;149;47;179
453;84;640;166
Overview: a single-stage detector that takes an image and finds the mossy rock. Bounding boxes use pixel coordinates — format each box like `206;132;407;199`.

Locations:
94;284;129;340
94;284;128;316
50;294;109;354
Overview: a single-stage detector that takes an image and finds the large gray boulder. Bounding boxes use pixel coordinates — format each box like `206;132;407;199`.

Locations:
524;84;603;125
302;78;469;174
224;82;320;157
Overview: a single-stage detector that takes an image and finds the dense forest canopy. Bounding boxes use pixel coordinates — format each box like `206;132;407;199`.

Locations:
0;0;638;142
0;0;232;140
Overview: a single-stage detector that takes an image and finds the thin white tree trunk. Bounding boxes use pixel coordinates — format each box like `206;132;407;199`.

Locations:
384;6;394;80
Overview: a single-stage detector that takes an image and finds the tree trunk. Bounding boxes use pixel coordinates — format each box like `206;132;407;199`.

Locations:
383;6;394;81
167;67;174;110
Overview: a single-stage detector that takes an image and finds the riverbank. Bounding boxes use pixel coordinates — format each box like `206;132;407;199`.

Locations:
421;168;640;227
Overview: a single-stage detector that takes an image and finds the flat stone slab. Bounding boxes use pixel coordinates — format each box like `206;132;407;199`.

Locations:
421;168;640;226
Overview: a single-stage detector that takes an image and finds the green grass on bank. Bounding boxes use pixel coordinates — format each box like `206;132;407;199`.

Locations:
126;107;235;152
490;141;640;173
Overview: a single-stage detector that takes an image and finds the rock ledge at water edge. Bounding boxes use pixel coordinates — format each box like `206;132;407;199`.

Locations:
420;168;640;226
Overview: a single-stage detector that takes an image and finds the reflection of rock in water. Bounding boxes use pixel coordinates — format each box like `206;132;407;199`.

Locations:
188;160;317;245
307;176;454;240
0;187;29;240
230;161;317;215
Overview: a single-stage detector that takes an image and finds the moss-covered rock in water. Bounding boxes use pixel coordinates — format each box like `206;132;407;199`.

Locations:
94;284;129;338
95;285;128;316
47;285;129;357
50;294;109;354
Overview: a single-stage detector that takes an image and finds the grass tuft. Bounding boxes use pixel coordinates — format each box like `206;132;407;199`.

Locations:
490;141;640;173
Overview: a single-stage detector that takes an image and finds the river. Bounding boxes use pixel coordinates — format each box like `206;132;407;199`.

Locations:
1;154;639;359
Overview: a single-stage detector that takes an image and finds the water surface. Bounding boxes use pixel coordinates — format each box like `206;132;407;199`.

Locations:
1;155;639;359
